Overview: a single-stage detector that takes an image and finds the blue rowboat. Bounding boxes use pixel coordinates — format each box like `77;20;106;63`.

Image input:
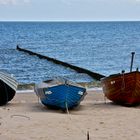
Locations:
0;71;18;105
34;78;87;110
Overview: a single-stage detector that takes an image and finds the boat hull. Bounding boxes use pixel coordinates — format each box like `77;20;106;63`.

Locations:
0;72;18;105
101;71;140;106
35;84;87;110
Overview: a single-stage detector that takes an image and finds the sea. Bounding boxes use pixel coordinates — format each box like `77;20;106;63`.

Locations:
0;21;140;84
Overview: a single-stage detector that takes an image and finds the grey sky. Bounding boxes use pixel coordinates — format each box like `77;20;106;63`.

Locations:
0;0;140;21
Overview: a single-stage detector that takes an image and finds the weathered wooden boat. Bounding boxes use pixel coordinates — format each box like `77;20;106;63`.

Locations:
0;71;18;105
101;52;140;106
34;78;87;110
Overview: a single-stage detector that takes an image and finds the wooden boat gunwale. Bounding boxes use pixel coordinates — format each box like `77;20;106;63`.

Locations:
0;72;18;91
101;71;139;81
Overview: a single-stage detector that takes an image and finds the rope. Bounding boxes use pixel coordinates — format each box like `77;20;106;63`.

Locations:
65;83;69;113
11;114;30;120
64;89;88;139
66;112;88;138
121;72;125;91
36;83;90;139
104;95;107;104
65;101;70;115
37;96;40;104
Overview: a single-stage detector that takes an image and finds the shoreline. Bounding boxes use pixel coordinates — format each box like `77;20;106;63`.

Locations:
16;87;103;94
17;81;102;90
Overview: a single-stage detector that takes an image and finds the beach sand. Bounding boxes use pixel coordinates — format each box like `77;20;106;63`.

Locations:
0;89;140;140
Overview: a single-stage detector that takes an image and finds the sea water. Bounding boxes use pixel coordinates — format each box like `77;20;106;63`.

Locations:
0;21;140;84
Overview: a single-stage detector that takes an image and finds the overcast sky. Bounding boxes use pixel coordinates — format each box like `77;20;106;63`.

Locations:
0;0;140;21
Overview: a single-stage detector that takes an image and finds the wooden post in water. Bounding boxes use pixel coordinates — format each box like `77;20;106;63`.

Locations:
16;45;105;80
130;52;135;72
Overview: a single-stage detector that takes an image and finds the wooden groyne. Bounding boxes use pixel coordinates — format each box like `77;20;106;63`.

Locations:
16;45;105;80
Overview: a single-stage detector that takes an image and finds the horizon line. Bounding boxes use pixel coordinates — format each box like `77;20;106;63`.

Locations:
0;20;140;22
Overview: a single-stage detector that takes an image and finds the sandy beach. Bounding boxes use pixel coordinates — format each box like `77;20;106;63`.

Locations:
1;89;140;140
